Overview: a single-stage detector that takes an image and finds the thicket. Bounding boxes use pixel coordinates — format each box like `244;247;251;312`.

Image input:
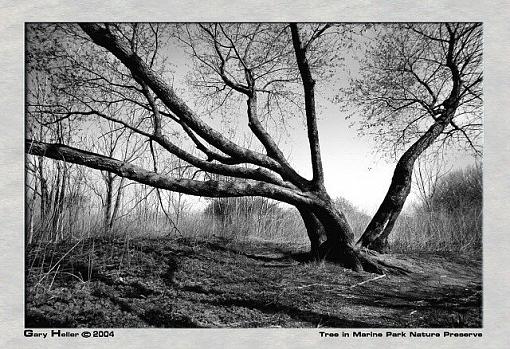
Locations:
391;164;482;254
26;163;482;255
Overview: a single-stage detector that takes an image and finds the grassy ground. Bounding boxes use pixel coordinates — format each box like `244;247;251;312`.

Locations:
25;236;482;328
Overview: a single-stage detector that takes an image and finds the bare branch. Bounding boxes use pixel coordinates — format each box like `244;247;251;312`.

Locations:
79;23;285;175
26;139;315;207
290;23;324;187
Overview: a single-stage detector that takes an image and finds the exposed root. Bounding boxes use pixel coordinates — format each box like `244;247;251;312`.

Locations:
318;240;363;272
357;248;413;275
356;252;385;274
317;240;413;275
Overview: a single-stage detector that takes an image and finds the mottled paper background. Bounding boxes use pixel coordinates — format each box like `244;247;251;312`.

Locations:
1;1;509;348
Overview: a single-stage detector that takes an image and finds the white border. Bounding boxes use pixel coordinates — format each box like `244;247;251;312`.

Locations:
1;1;509;348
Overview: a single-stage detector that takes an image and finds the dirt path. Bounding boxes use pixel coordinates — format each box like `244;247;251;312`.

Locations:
26;237;482;328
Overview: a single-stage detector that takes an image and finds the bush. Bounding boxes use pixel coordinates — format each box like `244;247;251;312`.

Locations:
391;163;482;254
203;197;306;243
431;164;482;214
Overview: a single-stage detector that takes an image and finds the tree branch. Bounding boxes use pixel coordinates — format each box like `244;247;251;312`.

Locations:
25;139;315;206
198;24;309;187
290;23;324;187
79;23;284;176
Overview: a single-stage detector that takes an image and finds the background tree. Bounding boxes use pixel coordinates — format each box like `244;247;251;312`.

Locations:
341;23;482;252
91;120;145;234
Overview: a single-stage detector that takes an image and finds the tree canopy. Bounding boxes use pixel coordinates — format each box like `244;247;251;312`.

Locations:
342;23;482;158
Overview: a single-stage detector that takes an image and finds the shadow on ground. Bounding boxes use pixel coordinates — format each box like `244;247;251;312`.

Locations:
25;237;482;328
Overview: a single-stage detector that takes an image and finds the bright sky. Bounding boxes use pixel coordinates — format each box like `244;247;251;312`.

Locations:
283;103;396;214
283;102;477;214
35;24;475;215
160;27;477;215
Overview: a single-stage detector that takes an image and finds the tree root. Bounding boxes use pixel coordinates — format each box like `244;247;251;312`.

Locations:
362;237;391;254
318;240;412;275
357;248;412;275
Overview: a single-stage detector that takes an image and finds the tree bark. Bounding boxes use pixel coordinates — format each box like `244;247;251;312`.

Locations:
25;140;318;208
295;197;385;272
290;23;325;188
297;206;326;260
38;156;49;223
357;159;412;253
26;139;392;272
358;25;464;253
358;107;459;252
109;177;125;230
104;172;114;234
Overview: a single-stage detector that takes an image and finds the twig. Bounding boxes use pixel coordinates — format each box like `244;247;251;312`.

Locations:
59;271;86;283
48;264;61;291
36;240;82;286
349;274;386;288
295;283;334;289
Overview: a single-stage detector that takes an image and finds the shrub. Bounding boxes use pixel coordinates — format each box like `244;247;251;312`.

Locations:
391;163;482;254
431;164;482;214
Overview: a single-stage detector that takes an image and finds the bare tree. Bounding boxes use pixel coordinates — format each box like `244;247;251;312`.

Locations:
345;23;482;252
26;23;391;272
25;22;481;271
93;122;145;234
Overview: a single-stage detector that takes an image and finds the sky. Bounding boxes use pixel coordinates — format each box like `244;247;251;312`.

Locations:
160;36;393;214
27;23;479;215
158;26;478;215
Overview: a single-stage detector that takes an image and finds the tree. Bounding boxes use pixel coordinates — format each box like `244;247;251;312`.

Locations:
92;120;145;234
26;22;388;272
25;23;481;271
343;23;482;252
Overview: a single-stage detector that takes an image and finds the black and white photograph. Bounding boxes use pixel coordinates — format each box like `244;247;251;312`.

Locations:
23;22;484;329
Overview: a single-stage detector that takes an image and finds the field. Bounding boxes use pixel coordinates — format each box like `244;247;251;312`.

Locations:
26;236;482;328
25;167;483;328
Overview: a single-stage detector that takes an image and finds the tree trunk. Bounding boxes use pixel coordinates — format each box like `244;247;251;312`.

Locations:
50;163;62;242
358;109;460;252
109;177;125;231
56;164;68;241
26;180;37;245
297;206;326;260
358;26;464;253
296;195;385;273
357;160;412;253
103;173;114;234
38;157;49;223
312;202;364;271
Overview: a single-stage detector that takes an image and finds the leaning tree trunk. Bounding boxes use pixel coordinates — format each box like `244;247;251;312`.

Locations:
298;195;385;273
357;159;413;253
358;105;461;253
358;29;463;253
